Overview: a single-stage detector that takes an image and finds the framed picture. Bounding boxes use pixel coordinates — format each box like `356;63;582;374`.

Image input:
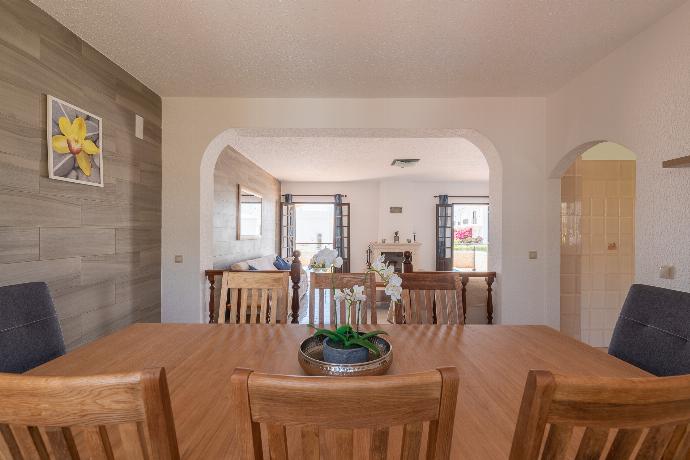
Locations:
47;95;104;187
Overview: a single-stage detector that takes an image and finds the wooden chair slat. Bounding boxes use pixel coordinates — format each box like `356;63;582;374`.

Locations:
332;429;353;460
308;284;316;325
575;427;608;460
248;289;257;324
0;424;23;459
45;427;79;460
606;429;643;460
266;425;288;460
27;426;49;460
401;422;423;459
638;425;676;459
339;297;346;325
318;289;325;327
300;426;319;460
401;290;411;324
218;273;230;324
662;424;688;460
228;289;238;324
424;290;434;325
330;289;336;326
370;428;388;460
542;424;573;459
395;273;464;325
238;288;249;324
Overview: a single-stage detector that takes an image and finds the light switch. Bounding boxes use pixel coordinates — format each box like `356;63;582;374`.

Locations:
174;255;183;263
528;251;538;260
659;265;675;279
135;114;144;139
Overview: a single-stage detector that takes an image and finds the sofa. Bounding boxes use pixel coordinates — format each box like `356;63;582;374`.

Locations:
229;254;308;299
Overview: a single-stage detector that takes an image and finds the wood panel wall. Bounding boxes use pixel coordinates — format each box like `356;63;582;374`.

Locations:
0;0;162;349
213;146;280;269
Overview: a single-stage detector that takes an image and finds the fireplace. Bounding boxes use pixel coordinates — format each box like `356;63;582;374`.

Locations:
381;251;404;273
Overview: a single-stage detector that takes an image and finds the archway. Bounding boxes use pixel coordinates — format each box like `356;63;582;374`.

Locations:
198;128;503;323
556;141;637;347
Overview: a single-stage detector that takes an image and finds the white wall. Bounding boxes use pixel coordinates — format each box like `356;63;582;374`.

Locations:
545;0;690;327
162;99;546;325
282;179;489;272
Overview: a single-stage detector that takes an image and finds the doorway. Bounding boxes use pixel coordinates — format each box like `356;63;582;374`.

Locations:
294;203;335;266
452;203;489;272
560;142;636;347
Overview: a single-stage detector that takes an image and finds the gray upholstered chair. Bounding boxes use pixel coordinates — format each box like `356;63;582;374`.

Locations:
0;282;66;373
609;283;690;376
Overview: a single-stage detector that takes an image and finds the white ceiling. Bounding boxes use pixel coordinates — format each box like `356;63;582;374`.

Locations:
231;136;489;182
30;0;685;97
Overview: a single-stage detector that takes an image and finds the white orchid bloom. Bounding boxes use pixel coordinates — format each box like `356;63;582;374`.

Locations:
385;284;403;302
334;256;343;268
381;265;395;280
352;285;366;302
387;273;402;287
333;289;345;302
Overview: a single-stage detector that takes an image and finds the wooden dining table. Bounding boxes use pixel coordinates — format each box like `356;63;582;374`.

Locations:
29;323;649;459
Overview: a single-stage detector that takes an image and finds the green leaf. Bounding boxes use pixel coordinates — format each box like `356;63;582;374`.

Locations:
313;329;345;343
349;337;381;357
336;325;353;335
357;330;388;340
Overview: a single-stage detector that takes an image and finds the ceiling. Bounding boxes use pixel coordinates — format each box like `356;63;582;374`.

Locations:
230;136;489;182
30;0;685;97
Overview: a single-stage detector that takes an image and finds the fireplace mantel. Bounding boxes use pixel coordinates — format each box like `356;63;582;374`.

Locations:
369;242;422;261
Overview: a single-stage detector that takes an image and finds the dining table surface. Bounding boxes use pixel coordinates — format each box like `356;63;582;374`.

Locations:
29;323;649;459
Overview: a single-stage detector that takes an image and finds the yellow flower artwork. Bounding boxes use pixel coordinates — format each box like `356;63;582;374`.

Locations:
51;116;100;176
47;95;103;187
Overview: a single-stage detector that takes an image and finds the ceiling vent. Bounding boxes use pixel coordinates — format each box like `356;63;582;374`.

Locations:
391;158;420;168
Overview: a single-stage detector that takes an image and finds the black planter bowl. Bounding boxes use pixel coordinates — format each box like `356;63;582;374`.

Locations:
322;338;369;364
298;335;393;377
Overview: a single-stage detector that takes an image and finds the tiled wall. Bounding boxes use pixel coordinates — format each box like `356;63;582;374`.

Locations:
561;158;635;347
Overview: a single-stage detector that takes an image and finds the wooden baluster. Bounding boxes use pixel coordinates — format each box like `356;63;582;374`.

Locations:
486;275;495;325
403;250;413;273
290;250;302;324
461;276;469;324
206;272;216;324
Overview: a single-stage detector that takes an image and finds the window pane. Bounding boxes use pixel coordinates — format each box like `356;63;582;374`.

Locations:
295;204;335;265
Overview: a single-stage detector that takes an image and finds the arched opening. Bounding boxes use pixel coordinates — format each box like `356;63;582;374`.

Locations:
558;142;637;347
199;128;503;323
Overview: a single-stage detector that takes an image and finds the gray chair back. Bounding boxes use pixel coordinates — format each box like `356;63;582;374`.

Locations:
609;284;690;376
0;282;65;373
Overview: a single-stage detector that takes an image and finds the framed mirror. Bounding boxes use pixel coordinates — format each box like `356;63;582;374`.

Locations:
237;185;262;239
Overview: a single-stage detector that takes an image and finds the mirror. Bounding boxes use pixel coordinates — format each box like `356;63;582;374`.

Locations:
237;185;262;239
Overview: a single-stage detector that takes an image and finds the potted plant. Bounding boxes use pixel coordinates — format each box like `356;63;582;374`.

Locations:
308;249;402;364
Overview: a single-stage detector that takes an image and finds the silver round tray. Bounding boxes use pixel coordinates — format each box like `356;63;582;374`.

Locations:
298;335;393;377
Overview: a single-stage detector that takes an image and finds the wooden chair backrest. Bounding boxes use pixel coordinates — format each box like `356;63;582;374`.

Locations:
218;271;289;324
397;273;463;324
308;272;377;327
230;367;459;459
509;370;690;459
0;368;179;460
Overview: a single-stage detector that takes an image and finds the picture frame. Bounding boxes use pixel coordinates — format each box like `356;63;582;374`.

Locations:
47;95;104;187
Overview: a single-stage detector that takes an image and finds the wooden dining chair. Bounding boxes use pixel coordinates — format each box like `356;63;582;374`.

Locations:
396;273;463;324
230;366;459;459
0;368;179;459
509;370;690;459
308;272;377;327
217;271;289;324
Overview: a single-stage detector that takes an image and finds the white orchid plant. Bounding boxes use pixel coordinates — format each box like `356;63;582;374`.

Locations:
308;249;402;357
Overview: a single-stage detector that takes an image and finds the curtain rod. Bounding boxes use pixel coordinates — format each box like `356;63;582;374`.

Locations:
433;195;489;198
282;194;348;197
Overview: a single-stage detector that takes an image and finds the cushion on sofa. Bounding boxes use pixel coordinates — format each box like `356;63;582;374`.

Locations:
248;255;277;271
230;261;250;271
274;256;291;270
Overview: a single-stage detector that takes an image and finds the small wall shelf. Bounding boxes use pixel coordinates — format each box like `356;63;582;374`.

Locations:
662;155;690;168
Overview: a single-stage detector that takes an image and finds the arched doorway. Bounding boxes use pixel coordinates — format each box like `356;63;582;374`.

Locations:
559;142;636;347
199;128;504;323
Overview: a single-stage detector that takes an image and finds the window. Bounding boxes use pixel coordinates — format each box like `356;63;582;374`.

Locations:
452;203;489;272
